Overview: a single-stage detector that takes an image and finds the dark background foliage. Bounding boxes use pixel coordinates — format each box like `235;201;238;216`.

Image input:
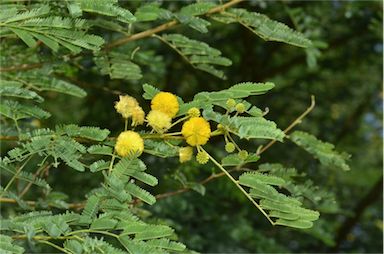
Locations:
1;0;382;253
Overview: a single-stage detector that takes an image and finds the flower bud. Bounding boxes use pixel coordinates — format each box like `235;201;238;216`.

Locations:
225;142;236;153
196;151;209;164
238;150;249;160
235;103;246;113
226;98;236;109
187;107;200;117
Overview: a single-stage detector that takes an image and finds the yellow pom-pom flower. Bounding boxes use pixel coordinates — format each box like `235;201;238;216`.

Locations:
181;117;211;146
151;92;179;118
131;106;145;126
179;147;193;163
115;131;144;157
146;110;172;133
115;95;139;119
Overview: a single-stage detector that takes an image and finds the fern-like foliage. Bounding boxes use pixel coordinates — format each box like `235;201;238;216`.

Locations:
5;125;110;172
204;109;285;141
258;163;340;213
100;158;157;205
94;52;143;80
159;34;232;79
212;8;312;48
69;0;136;23
175;2;216;33
144;140;179;158
289;131;351;171
179;81;274;116
0;5;104;52
134;3;172;22
0;72;86;125
238;172;320;229
0;234;25;254
0;99;50;120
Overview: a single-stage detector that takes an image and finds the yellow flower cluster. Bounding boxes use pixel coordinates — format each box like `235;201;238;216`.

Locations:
151;92;179;118
181;117;211;147
179;147;193;163
113;90;216;163
115;95;145;126
147;110;172;133
115;131;144;157
146;91;180;133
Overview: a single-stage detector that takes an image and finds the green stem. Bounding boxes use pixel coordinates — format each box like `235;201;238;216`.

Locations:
1;157;32;198
201;147;275;226
108;153;116;174
13;119;21;138
226;133;241;152
170;115;189;128
124;118;128;131
66;229;119;239
37;240;72;254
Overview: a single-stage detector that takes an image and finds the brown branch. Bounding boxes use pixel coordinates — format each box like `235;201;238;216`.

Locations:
103;0;244;51
0;136;19;141
0;197;84;210
0;62;44;72
155;168;246;200
19;164;51;198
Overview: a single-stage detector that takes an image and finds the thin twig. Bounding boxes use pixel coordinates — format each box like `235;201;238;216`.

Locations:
0;197;84;209
256;95;316;156
203;147;275;225
19;163;51;198
155;168;245;200
1;157;32;198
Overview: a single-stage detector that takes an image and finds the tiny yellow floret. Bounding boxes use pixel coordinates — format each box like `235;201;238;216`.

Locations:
181;117;211;146
179;147;193;163
115;131;144;157
115;95;139;119
151;92;179;118
131;106;145;126
188;107;200;117
147;110;172;133
196;151;209;164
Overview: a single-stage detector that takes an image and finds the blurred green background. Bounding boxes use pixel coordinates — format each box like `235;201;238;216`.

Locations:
3;0;382;253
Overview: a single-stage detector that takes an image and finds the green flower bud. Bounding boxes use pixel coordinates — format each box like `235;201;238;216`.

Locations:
225;142;236;153
187;107;200;117
238;150;248;160
196;151;209;164
235;103;246;113
226;98;236;109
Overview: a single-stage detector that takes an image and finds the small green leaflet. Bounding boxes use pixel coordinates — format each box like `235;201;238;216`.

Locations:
160;34;232;79
221;153;260;166
212;8;312;48
289;131;350;171
203;109;285;141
